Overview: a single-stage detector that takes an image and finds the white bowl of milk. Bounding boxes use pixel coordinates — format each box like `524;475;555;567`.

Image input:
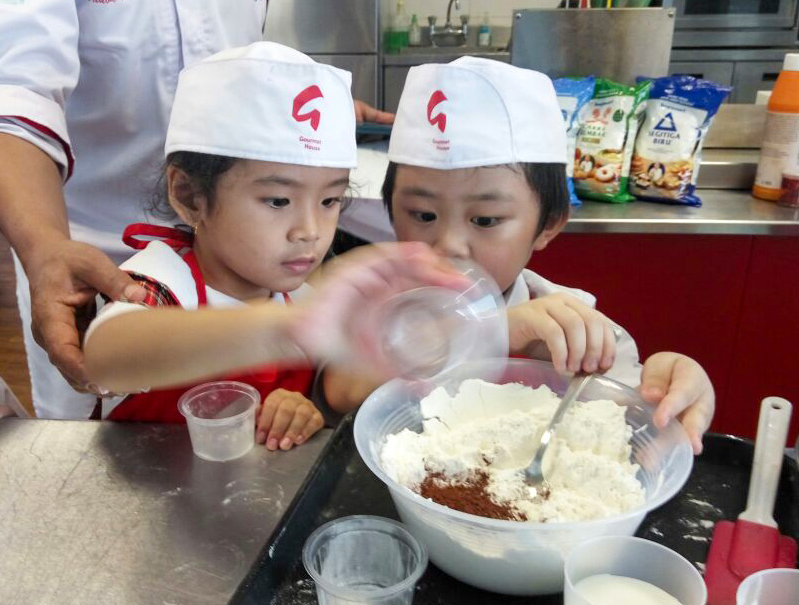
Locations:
564;535;706;605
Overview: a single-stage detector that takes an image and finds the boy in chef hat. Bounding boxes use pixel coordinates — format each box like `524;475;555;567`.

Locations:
330;57;714;454
81;42;465;450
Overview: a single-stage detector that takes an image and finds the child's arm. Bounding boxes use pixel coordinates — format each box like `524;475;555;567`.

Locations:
322;367;383;415
85;241;470;394
84;303;303;393
639;352;715;456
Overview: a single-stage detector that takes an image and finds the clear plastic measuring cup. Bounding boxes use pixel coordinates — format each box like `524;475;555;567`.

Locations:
378;260;507;382
303;515;427;605
178;381;259;462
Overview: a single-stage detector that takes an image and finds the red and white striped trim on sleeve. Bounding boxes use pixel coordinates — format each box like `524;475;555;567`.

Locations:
2;115;74;180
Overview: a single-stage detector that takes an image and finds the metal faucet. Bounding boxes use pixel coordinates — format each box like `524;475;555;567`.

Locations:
445;0;460;27
429;0;468;47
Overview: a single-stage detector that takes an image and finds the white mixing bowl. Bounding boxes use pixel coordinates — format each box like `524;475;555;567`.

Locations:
354;358;694;596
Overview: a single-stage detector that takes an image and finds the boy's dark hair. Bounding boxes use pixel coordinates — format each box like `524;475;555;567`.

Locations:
148;151;238;221
381;161;570;235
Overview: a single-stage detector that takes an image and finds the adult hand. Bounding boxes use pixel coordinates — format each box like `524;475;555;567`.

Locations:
507;293;617;374
291;242;469;372
639;352;715;455
26;240;146;392
354;99;395;124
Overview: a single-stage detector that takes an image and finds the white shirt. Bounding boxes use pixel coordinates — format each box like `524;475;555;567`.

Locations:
84;240;311;415
506;269;642;388
0;0;268;262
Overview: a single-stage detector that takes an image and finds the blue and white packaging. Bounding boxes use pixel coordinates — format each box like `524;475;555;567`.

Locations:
553;76;596;206
629;75;731;206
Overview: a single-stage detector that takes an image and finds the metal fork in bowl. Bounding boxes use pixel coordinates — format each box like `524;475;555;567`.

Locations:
524;373;594;493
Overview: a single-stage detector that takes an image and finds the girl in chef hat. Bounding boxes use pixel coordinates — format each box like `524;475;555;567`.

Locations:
329;57;714;455
82;42;465;451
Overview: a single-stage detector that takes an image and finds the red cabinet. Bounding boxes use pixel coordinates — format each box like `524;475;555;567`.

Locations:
530;233;799;446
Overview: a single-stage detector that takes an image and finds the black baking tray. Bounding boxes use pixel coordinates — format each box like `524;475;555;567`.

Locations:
231;416;799;605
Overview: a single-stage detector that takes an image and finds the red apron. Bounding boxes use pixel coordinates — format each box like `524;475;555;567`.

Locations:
106;224;314;422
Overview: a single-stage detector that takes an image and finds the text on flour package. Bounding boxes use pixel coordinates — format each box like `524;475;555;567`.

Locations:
629;75;731;207
553;76;596;206
573;78;651;203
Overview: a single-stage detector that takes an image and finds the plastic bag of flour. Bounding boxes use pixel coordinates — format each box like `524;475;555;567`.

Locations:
573;78;651;203
553;76;596;206
629;75;731;207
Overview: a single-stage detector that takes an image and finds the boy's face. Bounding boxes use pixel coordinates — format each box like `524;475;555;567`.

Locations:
178;160;347;299
391;165;560;293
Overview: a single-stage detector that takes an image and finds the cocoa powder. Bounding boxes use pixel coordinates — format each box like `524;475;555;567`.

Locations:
419;471;526;521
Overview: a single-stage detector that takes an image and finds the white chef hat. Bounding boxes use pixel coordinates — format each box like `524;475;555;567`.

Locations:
388;57;567;169
165;42;356;168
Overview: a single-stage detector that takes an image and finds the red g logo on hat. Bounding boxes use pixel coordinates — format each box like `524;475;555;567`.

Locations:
293;85;324;131
427;90;447;133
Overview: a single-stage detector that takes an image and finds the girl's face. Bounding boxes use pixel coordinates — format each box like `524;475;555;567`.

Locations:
391;165;562;293
189;160;347;299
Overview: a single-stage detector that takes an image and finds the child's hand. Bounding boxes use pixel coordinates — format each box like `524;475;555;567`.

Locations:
507;294;617;374
639;352;715;456
291;242;470;371
256;389;324;451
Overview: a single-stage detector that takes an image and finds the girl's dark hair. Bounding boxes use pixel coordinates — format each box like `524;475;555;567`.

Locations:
381;161;570;235
148;151;238;221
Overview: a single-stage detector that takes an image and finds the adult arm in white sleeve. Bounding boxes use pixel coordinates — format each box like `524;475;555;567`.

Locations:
0;0;80;178
0;1;146;391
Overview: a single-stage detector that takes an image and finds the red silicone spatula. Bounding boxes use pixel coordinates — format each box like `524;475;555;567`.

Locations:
705;396;797;605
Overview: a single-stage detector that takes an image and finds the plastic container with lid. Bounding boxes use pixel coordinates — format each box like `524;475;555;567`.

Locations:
753;53;799;201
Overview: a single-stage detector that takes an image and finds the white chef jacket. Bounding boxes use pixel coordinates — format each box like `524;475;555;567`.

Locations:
0;0;268;417
506;269;643;388
0;0;268;261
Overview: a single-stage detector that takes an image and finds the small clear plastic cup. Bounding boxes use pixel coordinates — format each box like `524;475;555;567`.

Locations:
302;515;428;605
378;260;507;383
737;568;799;605
178;381;259;462
564;536;706;605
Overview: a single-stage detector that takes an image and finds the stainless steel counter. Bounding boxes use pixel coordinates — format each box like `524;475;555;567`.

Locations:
565;190;799;235
346;145;799;238
0;418;331;605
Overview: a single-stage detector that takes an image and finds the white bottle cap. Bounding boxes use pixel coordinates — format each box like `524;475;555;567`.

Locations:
755;90;772;105
783;53;799;72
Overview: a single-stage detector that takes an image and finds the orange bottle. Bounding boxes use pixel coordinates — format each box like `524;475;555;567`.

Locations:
753;53;799;201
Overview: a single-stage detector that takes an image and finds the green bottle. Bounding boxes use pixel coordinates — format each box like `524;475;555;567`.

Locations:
386;0;410;53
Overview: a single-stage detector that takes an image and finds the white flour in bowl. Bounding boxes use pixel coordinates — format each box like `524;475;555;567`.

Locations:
380;379;644;522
